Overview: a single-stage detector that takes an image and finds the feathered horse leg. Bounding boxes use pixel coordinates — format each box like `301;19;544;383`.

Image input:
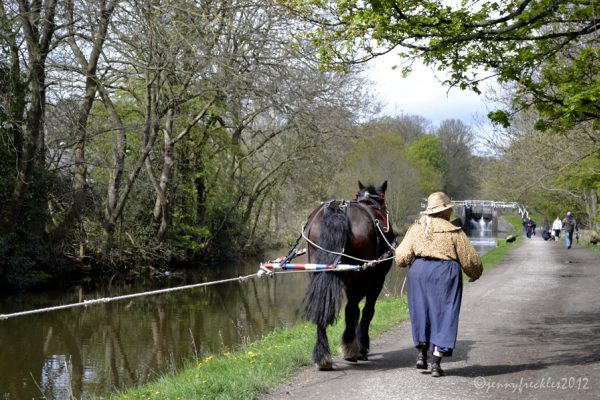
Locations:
341;288;362;362
303;203;348;370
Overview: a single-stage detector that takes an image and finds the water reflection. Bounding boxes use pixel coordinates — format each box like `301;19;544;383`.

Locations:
0;251;407;400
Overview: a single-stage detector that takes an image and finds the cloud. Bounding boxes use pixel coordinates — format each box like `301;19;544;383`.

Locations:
367;53;492;127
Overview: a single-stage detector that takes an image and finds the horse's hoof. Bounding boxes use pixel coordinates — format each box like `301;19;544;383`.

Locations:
316;356;333;370
316;362;333;371
340;342;360;362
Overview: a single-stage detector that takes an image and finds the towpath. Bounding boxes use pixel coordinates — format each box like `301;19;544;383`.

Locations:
262;236;600;399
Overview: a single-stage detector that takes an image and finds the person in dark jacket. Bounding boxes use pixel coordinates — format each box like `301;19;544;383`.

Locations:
542;230;552;241
395;192;483;377
525;217;536;239
562;212;578;249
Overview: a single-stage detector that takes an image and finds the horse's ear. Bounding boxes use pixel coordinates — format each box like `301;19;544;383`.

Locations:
381;180;387;193
358;180;365;190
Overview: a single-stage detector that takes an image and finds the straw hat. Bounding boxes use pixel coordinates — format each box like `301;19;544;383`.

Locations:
421;192;453;215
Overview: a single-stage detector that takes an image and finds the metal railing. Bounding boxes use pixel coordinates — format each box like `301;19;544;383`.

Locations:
451;200;529;219
421;199;529;219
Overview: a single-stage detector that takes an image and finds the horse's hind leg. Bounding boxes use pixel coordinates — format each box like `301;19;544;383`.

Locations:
341;290;362;362
313;324;333;370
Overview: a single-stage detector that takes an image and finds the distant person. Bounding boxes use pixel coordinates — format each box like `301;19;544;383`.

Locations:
525;217;535;239
552;217;562;241
395;192;482;378
542;230;552;241
562;212;578;249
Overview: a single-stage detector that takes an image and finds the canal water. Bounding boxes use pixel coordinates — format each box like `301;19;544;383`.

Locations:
468;216;502;255
0;225;499;399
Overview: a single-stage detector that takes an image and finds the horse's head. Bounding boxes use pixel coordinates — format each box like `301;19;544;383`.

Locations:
355;180;387;210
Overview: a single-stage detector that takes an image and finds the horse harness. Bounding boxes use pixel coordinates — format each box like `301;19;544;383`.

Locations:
310;197;394;264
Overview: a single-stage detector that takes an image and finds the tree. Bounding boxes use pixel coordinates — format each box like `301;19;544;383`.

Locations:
477;109;599;229
0;0;59;234
0;0;381;288
407;135;447;195
339;132;423;229
48;0;119;244
436;119;478;198
361;115;429;144
284;0;599;131
0;1;26;213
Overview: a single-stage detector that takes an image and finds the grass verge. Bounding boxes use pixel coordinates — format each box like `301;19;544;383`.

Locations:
107;298;409;400
502;214;525;234
108;224;523;400
579;240;600;256
481;236;522;271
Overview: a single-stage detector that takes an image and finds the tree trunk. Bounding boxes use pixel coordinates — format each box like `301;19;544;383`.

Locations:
153;110;175;242
195;163;207;226
148;101;215;241
98;83;129;256
52;81;96;240
1;0;58;234
52;0;117;243
584;187;598;231
100;77;162;255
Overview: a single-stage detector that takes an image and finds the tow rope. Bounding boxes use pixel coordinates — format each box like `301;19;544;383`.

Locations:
0;273;261;321
2;216;398;321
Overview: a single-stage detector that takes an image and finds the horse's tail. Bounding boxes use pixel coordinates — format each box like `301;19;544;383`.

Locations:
303;202;349;327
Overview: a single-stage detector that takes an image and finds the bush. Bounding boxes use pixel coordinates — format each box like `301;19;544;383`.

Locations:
0;230;44;290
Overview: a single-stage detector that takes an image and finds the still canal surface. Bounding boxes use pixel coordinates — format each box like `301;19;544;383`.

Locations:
1;224;500;399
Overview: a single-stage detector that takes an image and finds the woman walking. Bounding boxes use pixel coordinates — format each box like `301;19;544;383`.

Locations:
552;217;562;241
395;192;482;377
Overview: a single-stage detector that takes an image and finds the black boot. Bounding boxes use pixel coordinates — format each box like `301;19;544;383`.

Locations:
416;346;428;369
431;355;444;377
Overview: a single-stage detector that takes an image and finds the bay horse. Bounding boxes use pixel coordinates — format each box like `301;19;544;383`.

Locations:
302;181;396;370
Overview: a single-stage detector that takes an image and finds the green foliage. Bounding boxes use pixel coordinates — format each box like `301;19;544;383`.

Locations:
408;136;448;174
0;157;15;217
286;0;599;131
529;47;600;132
488;110;511;129
407;135;447;194
338;118;480;228
503;215;525;234
477;124;599;231
0;231;43;290
169;223;211;252
343;133;406;176
338;132;423;227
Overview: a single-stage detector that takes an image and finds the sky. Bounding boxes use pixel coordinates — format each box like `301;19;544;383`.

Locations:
367;52;494;128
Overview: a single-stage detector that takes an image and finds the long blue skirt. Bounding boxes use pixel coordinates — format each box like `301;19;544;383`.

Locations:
407;257;463;356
